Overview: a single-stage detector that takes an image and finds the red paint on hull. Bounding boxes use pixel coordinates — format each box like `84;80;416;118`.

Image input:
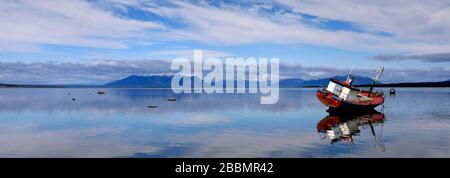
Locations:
316;90;341;108
316;89;384;110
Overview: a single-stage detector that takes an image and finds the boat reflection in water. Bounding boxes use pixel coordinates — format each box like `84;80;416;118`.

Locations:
316;109;386;152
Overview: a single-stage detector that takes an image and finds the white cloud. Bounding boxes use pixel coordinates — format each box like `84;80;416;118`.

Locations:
276;0;450;53
67;0;438;54
140;0;450;53
372;52;450;63
0;0;163;50
153;49;232;59
1;0;450;54
144;1;384;51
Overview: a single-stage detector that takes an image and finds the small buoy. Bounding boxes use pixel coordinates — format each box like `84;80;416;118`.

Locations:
167;98;176;102
389;88;396;95
147;105;158;108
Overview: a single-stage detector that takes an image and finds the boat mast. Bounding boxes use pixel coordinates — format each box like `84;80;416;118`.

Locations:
346;66;354;84
368;66;384;96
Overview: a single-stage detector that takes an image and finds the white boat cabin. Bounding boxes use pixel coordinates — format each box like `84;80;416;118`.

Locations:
326;79;359;101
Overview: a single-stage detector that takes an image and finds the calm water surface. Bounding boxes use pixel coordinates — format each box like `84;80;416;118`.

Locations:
0;88;449;157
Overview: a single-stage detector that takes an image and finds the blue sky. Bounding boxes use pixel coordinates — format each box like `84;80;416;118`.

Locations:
0;0;449;84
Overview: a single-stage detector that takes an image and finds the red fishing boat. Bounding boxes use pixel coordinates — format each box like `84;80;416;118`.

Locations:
316;66;385;110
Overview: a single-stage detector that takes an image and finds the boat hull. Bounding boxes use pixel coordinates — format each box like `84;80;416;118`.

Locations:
316;89;384;111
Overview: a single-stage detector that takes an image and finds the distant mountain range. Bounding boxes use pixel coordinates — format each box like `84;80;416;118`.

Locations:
104;75;378;88
104;75;174;88
1;75;449;88
280;75;378;87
